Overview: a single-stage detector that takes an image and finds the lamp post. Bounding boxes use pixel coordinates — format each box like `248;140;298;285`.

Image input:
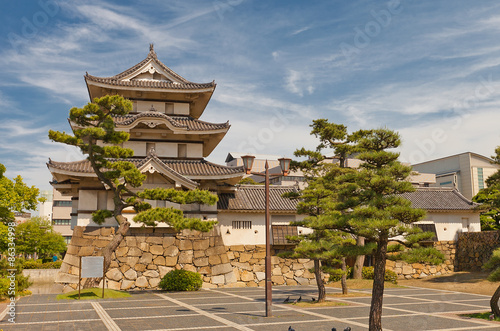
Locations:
241;155;291;318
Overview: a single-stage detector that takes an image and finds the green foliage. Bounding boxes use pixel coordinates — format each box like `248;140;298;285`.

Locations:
0;259;32;299
0;163;41;224
22;259;62;269
387;244;404;253
388;247;445;265
15;217;67;259
360;266;398;284
92;210;113;225
326;266;352;282
159;269;203;291
484;248;500;282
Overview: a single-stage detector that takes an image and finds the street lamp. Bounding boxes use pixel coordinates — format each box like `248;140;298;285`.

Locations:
240;155;291;317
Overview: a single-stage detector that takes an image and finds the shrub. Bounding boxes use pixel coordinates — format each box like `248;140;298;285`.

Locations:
159;270;202;291
325;266;352;282
22;260;62;269
0;259;32;299
361;266;398;284
388;247;445;265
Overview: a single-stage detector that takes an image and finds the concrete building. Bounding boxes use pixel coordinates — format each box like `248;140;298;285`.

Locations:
412;152;500;200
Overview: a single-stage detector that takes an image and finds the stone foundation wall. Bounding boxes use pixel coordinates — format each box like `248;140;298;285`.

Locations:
385;260;454;279
456;231;500;271
56;226;319;291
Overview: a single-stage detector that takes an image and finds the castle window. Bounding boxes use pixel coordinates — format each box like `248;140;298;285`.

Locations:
232;221;252;229
178;144;187;158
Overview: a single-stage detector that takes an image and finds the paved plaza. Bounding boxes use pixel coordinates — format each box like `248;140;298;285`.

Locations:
1;285;499;331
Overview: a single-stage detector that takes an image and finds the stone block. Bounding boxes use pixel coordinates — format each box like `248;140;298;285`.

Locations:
252;252;266;259
125;236;137;247
202;282;218;289
134;264;146;272
71;237;92;247
163;236;176;247
193;239;210;250
231;261;252;271
64;254;80;267
147;264;157;270
240;270;254;282
194;250;206;258
150;245;164;255
183;264;197;272
255;272;265;282
138;242;149;252
208;255;221;265
225;271;237;283
303;260;314;269
158;266;174;278
106;268;123;282
124;268;137;280
93;239;109;248
128;247;142;257
286;279;297;286
303;270;315;279
271;256;280;264
83;228;101;236
226;251;235;260
146;236;163;245
138;253;153;265
178;251;194;264
386;260;396;268
212;263;233;276
143;270;159;278
100;227;113;236
153;256;166;266
220;254;229;264
149;277;161;288
239;253;252;263
117;256;139;267
135;276;148;288
194;257;209;267
294;269;304;277
179;240;193;250
115;246;129;257
212;275;225;284
271;275;285;285
66;245;78;255
198;266;211;275
226;282;247;288
253;264;265;273
164;246;179;257
292;263;303;270
272;267;282;276
165;256;178;266
231;245;245;252
78;246;94;256
119;264;130;273
402;265;413;275
295;277;309;285
121;279;135;290
107;280;121;290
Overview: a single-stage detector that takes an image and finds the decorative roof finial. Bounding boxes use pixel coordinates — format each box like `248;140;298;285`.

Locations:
149;43;157;58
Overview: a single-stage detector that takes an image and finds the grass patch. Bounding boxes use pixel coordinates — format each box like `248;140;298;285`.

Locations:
288;300;348;307
326;279;404;289
461;312;500;322
57;288;131;300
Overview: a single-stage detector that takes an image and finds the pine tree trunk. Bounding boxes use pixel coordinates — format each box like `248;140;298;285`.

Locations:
83;216;130;289
341;257;348;295
353;236;365;279
491;284;500;317
314;259;326;302
369;236;388;331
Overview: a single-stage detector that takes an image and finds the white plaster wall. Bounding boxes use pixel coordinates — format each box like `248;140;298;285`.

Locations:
420;211;481;241
79;190;98;211
123;141;146;156
156;142;177;157
174;103;189;115
136;101;166;113
187;144;203;158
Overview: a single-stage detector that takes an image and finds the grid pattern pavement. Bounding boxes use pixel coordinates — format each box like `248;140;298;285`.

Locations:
1;285;499;331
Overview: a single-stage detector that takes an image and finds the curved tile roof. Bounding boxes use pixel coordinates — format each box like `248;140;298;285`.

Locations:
48;157;244;177
218;185;299;211
399;187;479;210
85;44;215;90
112;113;229;131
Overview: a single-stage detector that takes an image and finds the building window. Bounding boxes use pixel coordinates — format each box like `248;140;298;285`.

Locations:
53;219;71;225
232;221;252;229
53;201;72;207
439;181;452;186
64;236;72;244
478;167;484;190
178;144;187;158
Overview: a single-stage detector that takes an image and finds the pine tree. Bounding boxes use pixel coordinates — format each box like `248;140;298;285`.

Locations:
49;95;218;287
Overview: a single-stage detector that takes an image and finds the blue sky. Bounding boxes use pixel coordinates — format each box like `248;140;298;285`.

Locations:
2;0;500;193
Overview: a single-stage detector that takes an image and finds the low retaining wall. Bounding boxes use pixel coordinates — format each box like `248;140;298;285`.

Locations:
56;226;319;291
386;260;454;279
456;231;500;271
23;269;59;283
